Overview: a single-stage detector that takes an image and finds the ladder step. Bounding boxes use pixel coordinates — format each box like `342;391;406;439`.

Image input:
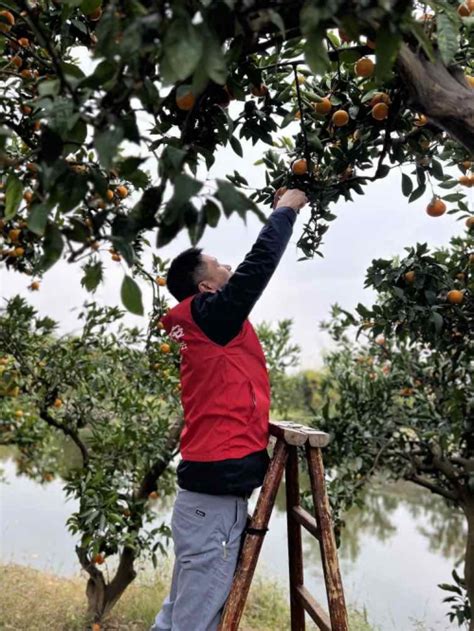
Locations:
291;505;320;540
296;584;332;631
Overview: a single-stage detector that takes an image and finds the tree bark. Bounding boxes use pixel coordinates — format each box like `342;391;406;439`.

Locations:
397;44;474;154
463;500;474;631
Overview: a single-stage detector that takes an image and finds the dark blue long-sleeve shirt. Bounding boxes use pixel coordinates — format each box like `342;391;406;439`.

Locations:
177;206;297;496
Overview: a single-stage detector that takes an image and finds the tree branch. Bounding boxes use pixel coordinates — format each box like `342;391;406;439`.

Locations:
39;407;90;467
407;473;460;502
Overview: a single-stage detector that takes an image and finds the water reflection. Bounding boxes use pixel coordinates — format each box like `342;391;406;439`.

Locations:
0;445;466;630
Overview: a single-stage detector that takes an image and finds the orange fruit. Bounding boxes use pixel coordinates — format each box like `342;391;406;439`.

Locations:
371;102;389;121
447;289;464;304
459;175;473;187
148;491;159;500
156;276;166;287
90;241;100;251
294;110;301;120
26;162;38;173
0;10;15;32
18;37;30;47
176;90;195;111
370;92;390;107
462;160;472;170
111;253;121;262
468;0;474;9
8;229;21;242
466;75;474;88
366;39;376;49
20;69;34;80
332;110;349;127
466;216;474;228
92;624;101;631
160;343;171;353
157;321;165;330
11;55;22;69
313;97;332;114
21;104;32;115
116;185;128;198
15;410;24;418
53;398;63;408
375;334;385;346
250;84;268;97
291;158;308;175
87;6;102;20
29;281;40;290
414;114;428;126
404;271;415;284
458;3;471;16
354;57;375;78
14;246;25;257
426;198;446;217
93;553;105;565
23;190;33;203
469;253;474;263
105;189;114;201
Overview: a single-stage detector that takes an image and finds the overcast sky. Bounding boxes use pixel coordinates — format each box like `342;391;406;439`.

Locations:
0;50;467;369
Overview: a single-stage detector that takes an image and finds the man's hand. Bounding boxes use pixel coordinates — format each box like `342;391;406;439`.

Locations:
273;187;308;212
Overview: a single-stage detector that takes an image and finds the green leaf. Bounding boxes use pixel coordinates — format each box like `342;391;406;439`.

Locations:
37;223;64;272
401;173;413;197
229;135;243;157
408;185;426;203
81;260;103;293
121;275;144;316
94;125;124;169
201;29;227;85
375;26;401;82
162;19;203;83
410;23;435;62
28;201;54;235
163;174;203;225
303;29;330;75
436;13;460;65
5;174;23;220
430;311;444;333
203;199;221;227
215;179;257;218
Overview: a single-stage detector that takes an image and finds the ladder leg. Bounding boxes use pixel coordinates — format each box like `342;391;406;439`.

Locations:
218;439;288;631
306;444;349;631
286;445;305;631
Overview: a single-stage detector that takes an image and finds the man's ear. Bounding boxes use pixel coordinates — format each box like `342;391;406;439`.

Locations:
198;280;216;294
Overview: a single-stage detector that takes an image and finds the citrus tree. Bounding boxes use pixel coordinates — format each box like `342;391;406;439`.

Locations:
308;234;472;626
1;0;474;313
0;256;187;625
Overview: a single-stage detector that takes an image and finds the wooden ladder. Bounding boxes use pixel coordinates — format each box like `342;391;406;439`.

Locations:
218;421;349;631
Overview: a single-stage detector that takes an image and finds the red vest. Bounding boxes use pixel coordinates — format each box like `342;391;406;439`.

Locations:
161;296;271;461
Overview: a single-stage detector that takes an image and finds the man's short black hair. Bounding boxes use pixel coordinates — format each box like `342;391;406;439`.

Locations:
166;247;205;302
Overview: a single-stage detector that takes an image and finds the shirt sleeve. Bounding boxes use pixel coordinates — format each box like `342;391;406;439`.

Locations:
191;206;297;345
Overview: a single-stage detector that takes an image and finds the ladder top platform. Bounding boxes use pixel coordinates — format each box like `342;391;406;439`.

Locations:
269;420;330;448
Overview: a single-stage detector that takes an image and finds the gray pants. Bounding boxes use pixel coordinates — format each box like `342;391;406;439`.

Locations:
150;487;248;631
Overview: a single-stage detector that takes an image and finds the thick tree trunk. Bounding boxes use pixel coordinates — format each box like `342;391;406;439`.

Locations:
463;501;474;631
398;44;474;154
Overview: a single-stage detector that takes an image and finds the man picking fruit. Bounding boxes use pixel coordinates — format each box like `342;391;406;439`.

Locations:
150;187;308;631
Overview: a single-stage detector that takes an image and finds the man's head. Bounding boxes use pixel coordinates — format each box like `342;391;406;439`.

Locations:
166;247;232;302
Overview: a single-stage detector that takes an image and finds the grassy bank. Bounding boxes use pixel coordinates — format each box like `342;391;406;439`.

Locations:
0;562;376;630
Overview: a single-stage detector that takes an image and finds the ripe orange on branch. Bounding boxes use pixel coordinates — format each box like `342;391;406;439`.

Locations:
466;216;474;228
426;198;446;217
313;97;332;114
354;57;375;78
291;159;308;175
404;271;416;284
371;103;389;121
116;185;128;198
175;87;195;111
332;110;349;127
18;37;30;47
459;175;473;187
370;92;390;107
0;10;15;33
160;343;171;353
86;6;103;21
447;289;464;304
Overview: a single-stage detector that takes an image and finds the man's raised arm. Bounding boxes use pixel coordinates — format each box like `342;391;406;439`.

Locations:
191;188;308;345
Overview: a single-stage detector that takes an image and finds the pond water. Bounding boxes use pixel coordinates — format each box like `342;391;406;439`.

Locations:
0;449;465;630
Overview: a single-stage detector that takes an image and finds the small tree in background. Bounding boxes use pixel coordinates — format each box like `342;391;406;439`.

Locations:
308;234;472;626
